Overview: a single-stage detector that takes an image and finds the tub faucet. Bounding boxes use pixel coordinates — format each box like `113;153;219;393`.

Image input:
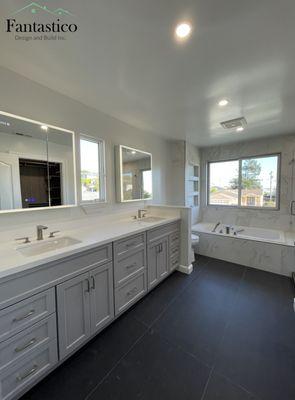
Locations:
212;222;221;232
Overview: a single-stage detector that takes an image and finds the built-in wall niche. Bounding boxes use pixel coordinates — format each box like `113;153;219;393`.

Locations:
186;163;200;208
0;111;76;213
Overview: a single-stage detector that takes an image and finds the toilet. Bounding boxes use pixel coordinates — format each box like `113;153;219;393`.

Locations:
191;233;199;261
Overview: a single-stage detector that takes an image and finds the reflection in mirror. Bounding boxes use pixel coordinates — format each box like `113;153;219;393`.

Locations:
117;145;152;202
0;111;76;212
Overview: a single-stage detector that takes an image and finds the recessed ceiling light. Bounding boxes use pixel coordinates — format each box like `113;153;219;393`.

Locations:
236;126;244;132
218;99;229;107
175;22;192;39
41;125;48;131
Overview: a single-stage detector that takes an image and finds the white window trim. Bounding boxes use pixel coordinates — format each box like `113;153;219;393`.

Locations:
207;153;281;211
79;134;107;204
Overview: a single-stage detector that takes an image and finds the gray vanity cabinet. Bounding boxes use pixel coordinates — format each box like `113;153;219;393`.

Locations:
147;237;169;290
57;272;91;359
89;263;114;334
147;222;180;290
57;263;114;360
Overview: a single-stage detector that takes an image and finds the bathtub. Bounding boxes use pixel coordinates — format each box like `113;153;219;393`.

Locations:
192;222;295;276
192;223;285;244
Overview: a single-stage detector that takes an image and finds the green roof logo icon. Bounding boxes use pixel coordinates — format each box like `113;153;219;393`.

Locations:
11;2;74;17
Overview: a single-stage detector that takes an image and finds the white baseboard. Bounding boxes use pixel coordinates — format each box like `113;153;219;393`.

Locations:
177;264;193;275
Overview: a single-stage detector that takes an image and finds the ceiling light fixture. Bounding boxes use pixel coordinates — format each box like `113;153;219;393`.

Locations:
218;99;229;107
41;125;48;131
236;126;244;132
131;150;136;155
175;22;192;40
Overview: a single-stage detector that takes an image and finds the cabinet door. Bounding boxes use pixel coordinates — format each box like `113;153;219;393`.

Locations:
57;273;91;360
157;237;169;281
90;263;114;335
147;243;158;290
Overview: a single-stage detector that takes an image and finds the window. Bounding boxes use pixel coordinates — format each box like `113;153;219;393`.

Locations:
80;135;106;202
208;160;239;206
208;154;280;209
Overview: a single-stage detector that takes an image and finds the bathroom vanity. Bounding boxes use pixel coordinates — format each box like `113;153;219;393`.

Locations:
0;217;180;400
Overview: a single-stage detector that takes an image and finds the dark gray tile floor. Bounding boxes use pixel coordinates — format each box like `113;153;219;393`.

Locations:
21;256;295;400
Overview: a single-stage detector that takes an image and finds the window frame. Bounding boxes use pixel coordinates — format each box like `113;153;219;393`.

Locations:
79;134;106;204
207;153;281;210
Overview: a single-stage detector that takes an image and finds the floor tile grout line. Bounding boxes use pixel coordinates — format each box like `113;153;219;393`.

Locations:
84;326;150;400
200;265;249;400
200;365;215;400
83;263;208;399
83;258;216;400
215;370;263;400
210;266;248;369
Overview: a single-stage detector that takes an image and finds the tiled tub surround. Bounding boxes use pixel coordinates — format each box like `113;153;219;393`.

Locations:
193;222;295;276
200;134;295;232
0;211;185;400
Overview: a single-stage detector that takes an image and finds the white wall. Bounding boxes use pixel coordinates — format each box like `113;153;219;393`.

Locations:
0;67;170;230
200;134;295;232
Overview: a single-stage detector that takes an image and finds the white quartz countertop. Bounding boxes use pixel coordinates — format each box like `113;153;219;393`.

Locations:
0;215;180;280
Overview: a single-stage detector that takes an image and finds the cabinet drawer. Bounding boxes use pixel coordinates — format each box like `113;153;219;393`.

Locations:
148;222;180;243
115;273;147;315
0;340;58;400
114;233;145;259
0;289;55;343
169;231;180;247
114;250;146;287
170;257;179;271
170;247;180;260
0;314;56;371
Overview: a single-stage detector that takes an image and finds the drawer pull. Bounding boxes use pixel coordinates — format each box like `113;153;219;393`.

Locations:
126;263;137;269
126;241;137;248
13;309;35;323
91;276;96;290
15;338;37;353
126;287;138;297
84;278;91;293
16;364;38;382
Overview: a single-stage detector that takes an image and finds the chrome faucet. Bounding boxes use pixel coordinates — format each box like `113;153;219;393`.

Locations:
36;225;48;241
138;209;147;219
212;222;221;232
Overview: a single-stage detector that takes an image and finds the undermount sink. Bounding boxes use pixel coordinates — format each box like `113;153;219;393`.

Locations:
138;216;166;223
17;237;82;257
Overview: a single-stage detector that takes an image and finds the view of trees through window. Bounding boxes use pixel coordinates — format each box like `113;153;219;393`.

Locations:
209;155;279;208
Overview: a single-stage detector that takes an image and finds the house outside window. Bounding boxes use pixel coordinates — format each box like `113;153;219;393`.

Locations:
208;154;280;209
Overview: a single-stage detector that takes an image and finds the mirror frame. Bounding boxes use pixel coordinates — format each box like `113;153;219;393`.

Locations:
115;144;153;203
0;111;77;214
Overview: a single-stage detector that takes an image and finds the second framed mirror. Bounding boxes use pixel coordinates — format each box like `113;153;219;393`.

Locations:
116;145;152;202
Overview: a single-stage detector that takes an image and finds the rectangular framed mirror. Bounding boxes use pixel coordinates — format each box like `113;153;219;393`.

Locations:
116;145;152;202
0;111;76;213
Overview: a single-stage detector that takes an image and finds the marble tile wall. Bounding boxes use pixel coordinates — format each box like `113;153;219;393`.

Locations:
197;232;295;276
200;134;295;232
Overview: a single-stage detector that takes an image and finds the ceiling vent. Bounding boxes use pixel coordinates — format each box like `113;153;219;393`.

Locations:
220;117;247;130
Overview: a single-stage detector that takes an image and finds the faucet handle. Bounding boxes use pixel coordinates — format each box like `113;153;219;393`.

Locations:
15;237;31;244
49;231;60;238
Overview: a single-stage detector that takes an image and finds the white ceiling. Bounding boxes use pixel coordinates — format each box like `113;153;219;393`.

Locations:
1;0;295;146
